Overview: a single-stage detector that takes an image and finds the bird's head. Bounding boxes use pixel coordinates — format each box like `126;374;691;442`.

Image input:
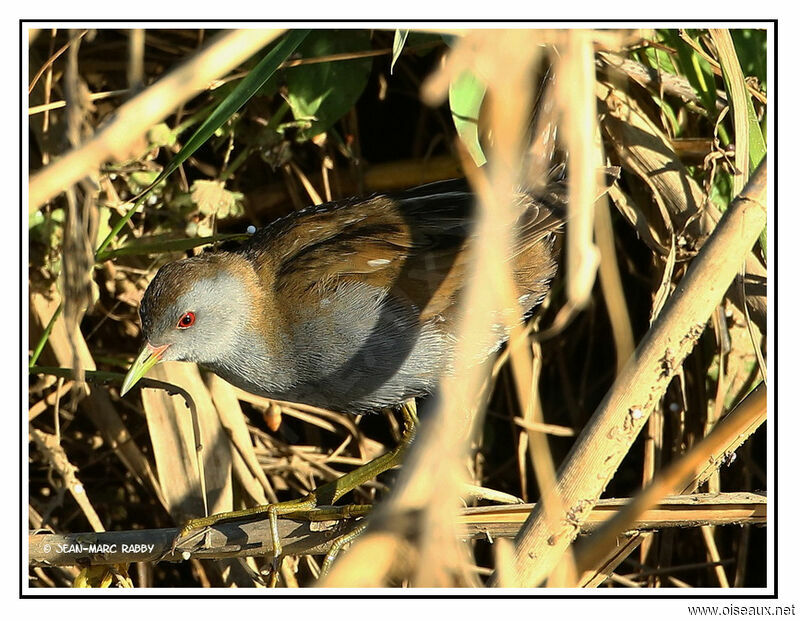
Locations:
121;253;256;395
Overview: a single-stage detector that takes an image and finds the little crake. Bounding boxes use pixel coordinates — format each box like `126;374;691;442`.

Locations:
121;178;564;411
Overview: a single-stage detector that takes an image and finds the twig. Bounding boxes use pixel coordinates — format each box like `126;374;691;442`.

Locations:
30;428;106;533
461;492;765;539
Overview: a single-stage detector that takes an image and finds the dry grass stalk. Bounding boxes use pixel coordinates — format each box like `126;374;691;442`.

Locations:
499;157;767;587
321;29;545;588
575;381;766;578
29;29;284;210
558;30;602;309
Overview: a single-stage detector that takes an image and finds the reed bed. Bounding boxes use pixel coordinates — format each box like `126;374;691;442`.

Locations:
27;26;768;589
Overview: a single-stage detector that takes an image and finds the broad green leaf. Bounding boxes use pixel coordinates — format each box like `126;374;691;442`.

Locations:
29;209;45;230
449;70;487;167
710;28;767;257
285;30;373;141
391;30;409;74
711;30;767;182
641;42;679;75
95;30;309;259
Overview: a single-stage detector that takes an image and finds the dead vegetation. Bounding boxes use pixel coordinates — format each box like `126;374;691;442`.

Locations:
28;26;768;589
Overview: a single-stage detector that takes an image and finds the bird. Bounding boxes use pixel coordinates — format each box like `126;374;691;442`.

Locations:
120;176;566;572
121;177;565;409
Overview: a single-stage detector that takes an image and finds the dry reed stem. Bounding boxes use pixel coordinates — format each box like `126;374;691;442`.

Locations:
29;29;284;211
497;157;767;587
127;29;145;93
140;362;234;522
700;524;730;587
321;29;543;588
575;381;766;576
597;51;724;111
558;30;602;309
206;376;275;504
462;492;765;538
29;491;765;567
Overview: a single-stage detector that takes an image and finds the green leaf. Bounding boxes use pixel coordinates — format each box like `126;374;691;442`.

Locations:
29;209;45;230
95;232;250;262
29;304;62;368
731;29;767;87
391;30;409;74
710;28;767;257
449;70;487;167
128;170;162;193
651;95;680;137
712;29;767;180
95;30;309;259
663;30;719;120
285;30;373;141
641;41;679;75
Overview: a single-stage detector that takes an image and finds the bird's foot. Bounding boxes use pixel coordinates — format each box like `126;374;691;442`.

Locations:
320;521;369;576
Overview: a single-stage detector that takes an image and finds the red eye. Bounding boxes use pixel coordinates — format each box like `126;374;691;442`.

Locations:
177;312;195;329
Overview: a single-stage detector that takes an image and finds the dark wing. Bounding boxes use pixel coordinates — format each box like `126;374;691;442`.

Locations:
244;178;563;322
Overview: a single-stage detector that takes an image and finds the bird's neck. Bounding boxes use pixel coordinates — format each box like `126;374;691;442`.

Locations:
206;253;298;396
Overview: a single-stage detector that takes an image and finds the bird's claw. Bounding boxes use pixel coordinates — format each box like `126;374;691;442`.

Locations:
162;521;212;561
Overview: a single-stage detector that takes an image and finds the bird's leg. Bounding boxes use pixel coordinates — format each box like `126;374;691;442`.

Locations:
320;521;369;576
173;400;419;577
